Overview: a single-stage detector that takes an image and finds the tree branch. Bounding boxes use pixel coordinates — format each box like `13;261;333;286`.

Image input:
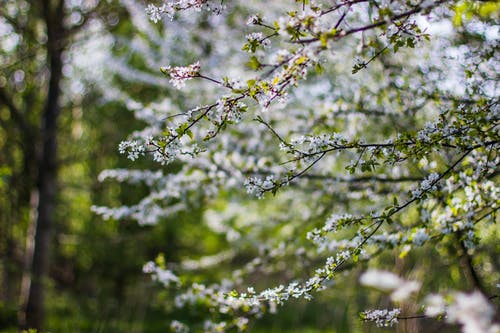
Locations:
0;87;31;134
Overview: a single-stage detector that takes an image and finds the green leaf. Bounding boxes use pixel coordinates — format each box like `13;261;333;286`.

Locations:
315;63;323;74
246;56;262;70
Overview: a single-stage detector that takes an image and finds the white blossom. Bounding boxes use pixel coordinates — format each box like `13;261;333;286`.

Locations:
424;294;446;317
447;292;499;333
160;62;201;89
361;308;401;327
411;228;430;246
170;320;189;333
118;140;145;161
360;270;421;301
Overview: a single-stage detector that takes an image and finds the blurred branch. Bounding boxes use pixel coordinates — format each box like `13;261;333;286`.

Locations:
0;7;37;42
0;87;31;134
0;26;106;75
457;234;488;296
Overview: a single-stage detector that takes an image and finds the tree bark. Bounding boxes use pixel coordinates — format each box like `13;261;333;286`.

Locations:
21;0;65;329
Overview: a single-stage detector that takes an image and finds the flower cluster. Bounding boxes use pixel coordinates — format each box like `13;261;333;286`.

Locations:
145;0;212;21
243;32;270;52
411;172;439;198
424;292;500;333
447;292;496;333
246;15;261;26
360;308;401;327
288;132;348;157
145;3;173;22
160;61;201;89
143;261;180;287
306;213;356;248
410;228;430;246
360;270;421;302
118;140;145;161
170;320;189;333
244;175;276;198
209;97;247;125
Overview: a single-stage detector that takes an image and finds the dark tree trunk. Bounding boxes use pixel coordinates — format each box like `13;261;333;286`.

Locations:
21;0;65;329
